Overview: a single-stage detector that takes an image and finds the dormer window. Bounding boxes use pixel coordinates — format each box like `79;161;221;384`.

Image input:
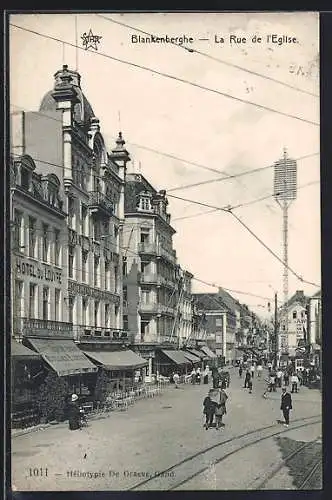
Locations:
138;196;152;212
21;167;30;190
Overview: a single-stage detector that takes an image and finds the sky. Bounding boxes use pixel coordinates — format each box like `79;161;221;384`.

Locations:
9;12;320;318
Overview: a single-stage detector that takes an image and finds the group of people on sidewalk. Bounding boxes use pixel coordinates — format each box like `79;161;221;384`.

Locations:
264;367;300;395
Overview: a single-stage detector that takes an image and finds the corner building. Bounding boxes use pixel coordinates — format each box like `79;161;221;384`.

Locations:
123;173;180;375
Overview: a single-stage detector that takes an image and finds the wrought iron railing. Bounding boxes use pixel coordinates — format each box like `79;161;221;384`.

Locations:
88;191;114;215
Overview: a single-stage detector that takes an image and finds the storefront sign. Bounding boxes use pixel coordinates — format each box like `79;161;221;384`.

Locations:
16;258;62;284
68;280;120;304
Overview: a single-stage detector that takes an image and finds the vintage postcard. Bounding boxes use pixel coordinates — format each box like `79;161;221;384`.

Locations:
8;11;321;492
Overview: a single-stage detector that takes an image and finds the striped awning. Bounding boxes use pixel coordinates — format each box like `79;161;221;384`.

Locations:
161;350;191;366
183;351;201;363
200;346;217;359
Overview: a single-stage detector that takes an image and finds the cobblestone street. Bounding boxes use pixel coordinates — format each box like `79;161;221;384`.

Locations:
12;367;322;491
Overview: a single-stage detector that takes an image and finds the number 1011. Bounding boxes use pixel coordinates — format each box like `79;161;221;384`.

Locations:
29;468;48;477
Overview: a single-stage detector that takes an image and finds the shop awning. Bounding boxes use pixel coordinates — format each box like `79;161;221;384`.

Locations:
83;350;148;370
187;349;209;360
183;351;201;363
27;338;97;376
200;346;217;359
11;340;41;359
161;350;191;365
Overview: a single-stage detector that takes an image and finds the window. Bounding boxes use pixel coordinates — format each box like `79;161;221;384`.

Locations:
216;318;222;327
122;257;127;276
141;261;148;274
114;265;118;293
140;230;150;243
21;167;30;190
94;256;100;287
81;205;88;235
28;217;36;258
139;197;151;211
93;219;100;240
54;229;60;266
82;250;88;282
293;311;297;319
68;197;74;229
141;290;150;304
15;280;23;317
82;298;88;325
68;297;74;323
68;246;75;278
28;284;36;318
54;289;60;321
104;260;110;290
13;210;24;250
42;287;49;320
42;223;49;262
94;301;99;327
123;286;128;305
105;303;110;328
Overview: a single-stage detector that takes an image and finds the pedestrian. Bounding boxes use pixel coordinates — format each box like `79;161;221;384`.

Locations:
239;365;243;378
248;379;253;394
257;364;263;378
173;372;180;388
203;367;209;385
291;373;299;393
212;367;219;389
196;367;201;384
269;373;276;392
203;392;216;430
190;368;196;384
68;394;81;431
284;371;290;386
276;368;283;388
215;388;228;430
267;361;272;374
250;363;255;378
244;370;251;388
280;387;293;427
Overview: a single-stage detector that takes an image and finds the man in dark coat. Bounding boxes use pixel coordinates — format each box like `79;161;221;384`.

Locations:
203;393;217;430
68;394;81;430
244;370;251;388
280;387;293;427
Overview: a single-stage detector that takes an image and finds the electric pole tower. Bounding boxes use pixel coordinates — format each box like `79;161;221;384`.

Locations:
273;148;297;362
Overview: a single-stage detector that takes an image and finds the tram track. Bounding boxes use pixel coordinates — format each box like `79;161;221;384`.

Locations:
128;414;321;491
250;434;322;490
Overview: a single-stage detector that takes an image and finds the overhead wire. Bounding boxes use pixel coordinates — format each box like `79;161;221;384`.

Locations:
172;180;320;221
166;152;319;192
97;14;319;98
10;23;320;127
167;192;320;288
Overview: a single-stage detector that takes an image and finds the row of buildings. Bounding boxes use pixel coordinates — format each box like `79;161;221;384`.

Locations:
11;65;262;422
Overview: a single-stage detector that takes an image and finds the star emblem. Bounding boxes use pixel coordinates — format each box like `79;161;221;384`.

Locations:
81;29;102;51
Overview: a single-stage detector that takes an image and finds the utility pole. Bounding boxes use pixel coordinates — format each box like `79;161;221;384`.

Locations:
274;292;278;368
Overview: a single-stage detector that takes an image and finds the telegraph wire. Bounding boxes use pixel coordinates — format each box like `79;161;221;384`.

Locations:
10;23;320;127
167;192;320;288
172;180;320;221
97;14;319;98
167;152;319;193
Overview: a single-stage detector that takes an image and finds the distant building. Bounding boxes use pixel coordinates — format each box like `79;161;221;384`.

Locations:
278;290;308;364
176;269;194;348
307;290;321;367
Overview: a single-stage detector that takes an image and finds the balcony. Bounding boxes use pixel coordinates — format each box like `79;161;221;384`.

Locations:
139;302;159;314
88;191;114;217
138;242;157;255
73;325;134;344
13;317;73;338
140;273;158;285
157;245;177;265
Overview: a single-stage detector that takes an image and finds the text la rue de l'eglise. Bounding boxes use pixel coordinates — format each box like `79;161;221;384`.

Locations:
130;33;298;46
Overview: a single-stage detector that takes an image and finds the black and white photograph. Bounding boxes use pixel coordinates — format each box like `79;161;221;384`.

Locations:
8;11;321;492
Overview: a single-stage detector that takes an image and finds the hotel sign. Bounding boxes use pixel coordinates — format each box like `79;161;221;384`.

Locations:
16;257;62;284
